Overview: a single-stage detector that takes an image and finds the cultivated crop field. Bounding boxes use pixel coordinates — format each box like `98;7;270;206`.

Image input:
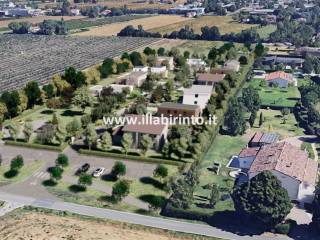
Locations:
0;35;159;92
150;16;257;35
0;16;85;28
75;15;190;37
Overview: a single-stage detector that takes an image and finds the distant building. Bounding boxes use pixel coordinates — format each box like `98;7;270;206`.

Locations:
195;73;225;86
117;72;148;87
150;66;168;78
156;56;174;70
296;47;320;57
187;58;207;70
265;71;297;87
133;66;149;73
157;102;202;118
110;84;134;94
262;56;304;68
224;60;240;72
89;85;103;97
183;84;213;109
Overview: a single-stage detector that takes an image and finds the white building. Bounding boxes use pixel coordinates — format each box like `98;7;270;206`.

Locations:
187;58;207;70
133;66;149;73
150;66;168;78
156;56;174;70
183;85;213;109
110;84;133;94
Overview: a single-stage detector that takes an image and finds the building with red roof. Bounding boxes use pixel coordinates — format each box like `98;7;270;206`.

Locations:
265;71;297;87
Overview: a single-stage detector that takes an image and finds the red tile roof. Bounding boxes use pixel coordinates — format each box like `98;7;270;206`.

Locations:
265;71;294;82
239;147;260;158
249;142;318;184
122;114;167;135
196;73;225;82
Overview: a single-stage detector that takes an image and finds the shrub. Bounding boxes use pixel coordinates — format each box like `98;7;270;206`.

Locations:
274;223;290;234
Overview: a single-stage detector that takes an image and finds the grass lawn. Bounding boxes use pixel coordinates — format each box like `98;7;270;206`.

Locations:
256;25;277;39
150;16;257;35
46;181;141;213
253;109;304;139
0;160;44;185
188;135;247;215
245;78;300;108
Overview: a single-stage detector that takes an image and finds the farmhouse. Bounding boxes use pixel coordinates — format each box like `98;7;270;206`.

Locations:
117;72;148;87
183;84;213;109
262;56;304;68
247;142;318;203
157;102;202;118
150;66;168;78
133;66;149;73
121;114;169;151
296;47;320;57
265;71;297;87
195;73;225;86
156;56;174;70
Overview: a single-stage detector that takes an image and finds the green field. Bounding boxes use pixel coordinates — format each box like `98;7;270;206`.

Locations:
256;25;277;39
245;78;300;108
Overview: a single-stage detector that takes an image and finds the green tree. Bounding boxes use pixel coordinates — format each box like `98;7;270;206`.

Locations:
0;90;20;118
239;55;248;65
121;133;133;154
153;164;168;183
10;155;24;171
43;84;55;99
232;171;292;227
63;67;86;88
72;87;93;112
55;120;66;145
209;184;220;207
241;86;261;113
312;187;320;231
112;179;130;203
101;131;112;151
280;108;290;124
7;121;19;141
140;135;153;156
157;47;165;56
78;173;92;190
24;81;41;108
254;43;265;58
129;51;144;66
50;166;63;182
169;178;193;209
55;153;69;168
112;161;126;179
224;98;246;136
66;118;81;138
259;112;264;127
84;124;97;150
23;122;33;142
249;110;257;127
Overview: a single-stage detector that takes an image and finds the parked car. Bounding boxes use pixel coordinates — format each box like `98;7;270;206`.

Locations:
92;167;105;178
76;163;90;175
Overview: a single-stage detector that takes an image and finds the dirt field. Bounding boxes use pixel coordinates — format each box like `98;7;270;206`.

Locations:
150;16;257;35
0;16;85;28
75;15;190;37
0;211;214;240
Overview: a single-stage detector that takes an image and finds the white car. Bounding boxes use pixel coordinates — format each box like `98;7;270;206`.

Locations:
92;167;105;178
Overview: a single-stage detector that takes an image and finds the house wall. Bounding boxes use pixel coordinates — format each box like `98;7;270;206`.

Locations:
157;107;201;118
267;78;288;88
183;93;210;109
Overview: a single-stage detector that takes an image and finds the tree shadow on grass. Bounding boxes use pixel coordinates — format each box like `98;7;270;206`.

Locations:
40;110;54;115
98;195;116;204
140;176;164;190
42;179;57;187
101;173;117;182
69;184;86;193
206;211;266;236
139;194;166;205
4;169;18;179
61;110;83;117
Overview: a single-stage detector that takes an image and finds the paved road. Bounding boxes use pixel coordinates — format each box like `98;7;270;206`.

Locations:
0;191;290;240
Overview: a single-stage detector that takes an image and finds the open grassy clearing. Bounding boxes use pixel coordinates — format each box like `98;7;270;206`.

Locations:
256;25;277;39
0;16;85;28
0;160;44;185
245;78;301;108
75;15;190;37
253;109;304;139
150;16;257;35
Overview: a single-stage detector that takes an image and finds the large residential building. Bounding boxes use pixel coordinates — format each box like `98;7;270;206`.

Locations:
157;102;202;118
195;73;225;86
265;71;297;87
183;84;213;109
121;114;169;151
247;142;318;203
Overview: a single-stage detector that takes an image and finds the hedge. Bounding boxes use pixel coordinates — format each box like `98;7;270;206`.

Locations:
5;140;68;152
161;203;209;221
79;149;184;166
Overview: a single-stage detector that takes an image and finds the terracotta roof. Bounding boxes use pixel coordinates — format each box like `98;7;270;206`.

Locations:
265;71;294;82
249;142;318;184
239;147;260;158
250;132;279;144
122;114;167;135
196;73;225;82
